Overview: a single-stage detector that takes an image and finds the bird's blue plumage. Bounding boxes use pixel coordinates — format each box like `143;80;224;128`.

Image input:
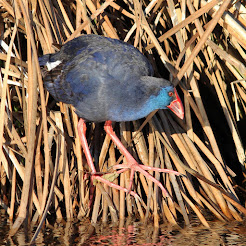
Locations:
39;35;175;122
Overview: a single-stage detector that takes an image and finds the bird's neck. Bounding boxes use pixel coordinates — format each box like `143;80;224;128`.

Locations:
114;87;172;122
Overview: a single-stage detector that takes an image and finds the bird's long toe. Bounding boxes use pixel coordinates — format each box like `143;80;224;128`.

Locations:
113;161;183;198
92;175;139;199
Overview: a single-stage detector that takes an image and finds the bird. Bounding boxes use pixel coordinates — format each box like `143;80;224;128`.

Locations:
39;34;184;198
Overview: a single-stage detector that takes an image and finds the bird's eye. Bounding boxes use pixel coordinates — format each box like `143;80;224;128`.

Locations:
168;91;173;97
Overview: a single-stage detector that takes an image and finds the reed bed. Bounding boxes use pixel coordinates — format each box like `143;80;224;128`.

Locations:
0;0;245;241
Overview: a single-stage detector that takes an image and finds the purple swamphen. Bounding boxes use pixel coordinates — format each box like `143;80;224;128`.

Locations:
39;35;184;197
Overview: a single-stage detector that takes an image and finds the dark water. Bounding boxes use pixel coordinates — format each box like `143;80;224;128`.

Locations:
1;210;246;245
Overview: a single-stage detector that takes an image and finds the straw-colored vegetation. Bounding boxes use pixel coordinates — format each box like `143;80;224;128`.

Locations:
0;0;246;242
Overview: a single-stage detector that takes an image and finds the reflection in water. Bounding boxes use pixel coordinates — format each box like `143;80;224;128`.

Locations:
1;209;246;245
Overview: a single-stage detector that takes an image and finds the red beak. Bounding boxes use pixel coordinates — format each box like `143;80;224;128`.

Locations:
167;88;184;119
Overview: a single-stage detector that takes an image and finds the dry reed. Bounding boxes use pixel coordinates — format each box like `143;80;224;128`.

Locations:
0;0;245;242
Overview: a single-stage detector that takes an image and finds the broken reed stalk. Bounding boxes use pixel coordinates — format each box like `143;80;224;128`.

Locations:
0;0;245;239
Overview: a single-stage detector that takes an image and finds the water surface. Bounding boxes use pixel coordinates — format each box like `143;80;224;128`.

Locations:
1;210;246;245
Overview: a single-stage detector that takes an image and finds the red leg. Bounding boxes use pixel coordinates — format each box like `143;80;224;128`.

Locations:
78;119;96;174
77;119;139;198
104;121;183;197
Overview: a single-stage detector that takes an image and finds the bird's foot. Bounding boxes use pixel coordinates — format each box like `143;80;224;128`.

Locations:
90;174;140;199
78;119;140;199
104;120;183;197
113;161;183;197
